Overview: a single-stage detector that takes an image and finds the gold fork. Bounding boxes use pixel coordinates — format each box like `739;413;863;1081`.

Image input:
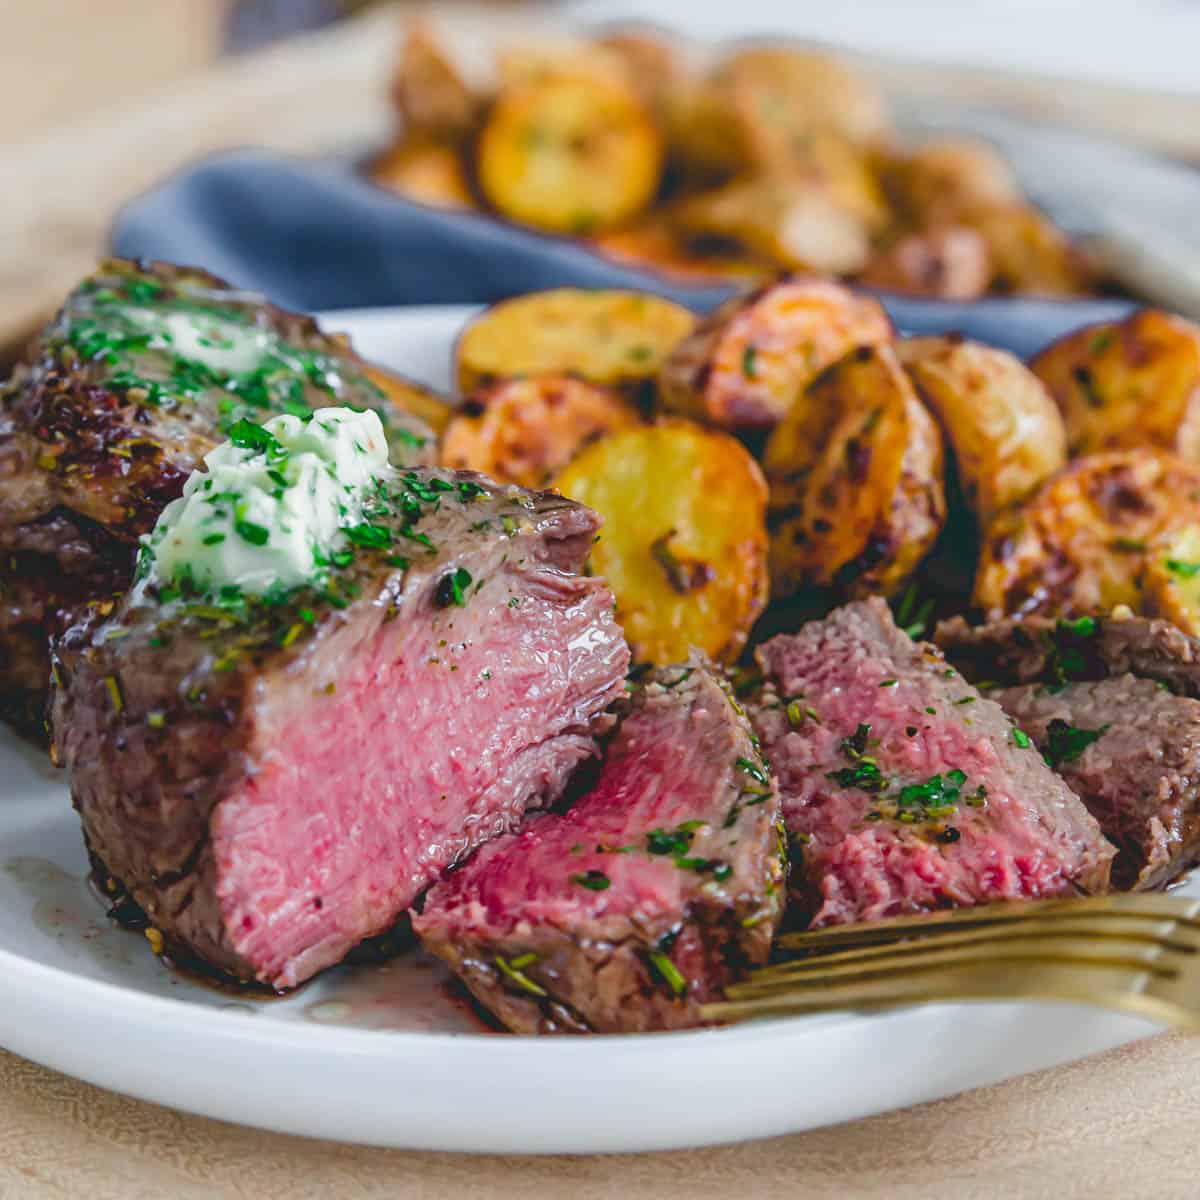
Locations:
701;893;1200;1030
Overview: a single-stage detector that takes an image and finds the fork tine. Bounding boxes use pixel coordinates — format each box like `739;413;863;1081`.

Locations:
777;894;1200;953
766;915;1200;975
702;957;1200;1030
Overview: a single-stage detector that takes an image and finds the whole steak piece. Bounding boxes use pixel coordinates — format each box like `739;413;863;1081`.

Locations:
990;677;1200;890
414;662;786;1034
753;599;1113;926
52;470;627;989
0;259;432;733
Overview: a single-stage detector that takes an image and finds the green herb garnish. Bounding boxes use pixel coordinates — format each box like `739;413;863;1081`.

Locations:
1043;719;1109;767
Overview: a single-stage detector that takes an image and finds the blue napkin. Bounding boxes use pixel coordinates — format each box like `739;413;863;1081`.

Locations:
111;148;1134;357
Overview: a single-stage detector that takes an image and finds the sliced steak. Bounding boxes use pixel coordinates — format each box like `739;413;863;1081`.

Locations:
752;599;1114;925
413;661;786;1034
1;259;432;734
52;470;627;989
989;677;1200;890
935;612;1200;697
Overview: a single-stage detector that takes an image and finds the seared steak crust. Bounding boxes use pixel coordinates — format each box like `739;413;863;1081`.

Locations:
414;662;786;1034
991;677;1200;890
1;259;432;733
53;470;628;989
753;599;1113;925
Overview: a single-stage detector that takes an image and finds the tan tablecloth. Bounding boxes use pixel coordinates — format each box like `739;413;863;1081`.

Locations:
3;1032;1200;1198
5;5;1200;1194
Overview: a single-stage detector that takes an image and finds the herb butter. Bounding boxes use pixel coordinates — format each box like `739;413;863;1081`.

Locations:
140;407;392;599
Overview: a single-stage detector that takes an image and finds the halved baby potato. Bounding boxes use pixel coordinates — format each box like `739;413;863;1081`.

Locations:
658;277;893;430
964;202;1093;296
390;21;477;141
554;418;769;664
883;137;1021;229
476;71;663;234
763;344;946;598
370;139;475;210
974;449;1200;618
1029;309;1200;459
440;375;641;488
670;175;873;276
898;336;1067;527
857;227;992;300
454;289;696;396
1142;524;1200;636
359;363;455;437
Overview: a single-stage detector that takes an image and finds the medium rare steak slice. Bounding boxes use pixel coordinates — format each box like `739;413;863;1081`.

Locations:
752;599;1113;925
989;677;1200;890
52;464;627;989
0;258;432;733
414;662;786;1034
935;612;1200;697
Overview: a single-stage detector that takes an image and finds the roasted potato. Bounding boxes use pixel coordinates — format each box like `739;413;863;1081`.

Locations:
712;46;892;154
1141;524;1200;636
1029;309;1200;459
369;139;475;210
590;222;768;284
883;138;1021;228
390;22;477;141
964;202;1094;296
440;375;641;488
659;277;893;430
476;71;663;234
898;336;1067;526
454;289;696;396
763;344;946;598
857;227;991;300
359;363;455;437
671;174;873;276
494;39;631;91
974;449;1200;618
590;29;686;116
554;418;769;664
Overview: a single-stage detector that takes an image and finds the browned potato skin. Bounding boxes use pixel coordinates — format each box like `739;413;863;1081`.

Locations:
1030;309;1200;459
455;289;697;397
554;417;769;665
1141;525;1200;636
590;222;769;284
370;139;476;210
898;336;1067;527
390;22;477;141
359;363;455;437
659;277;893;430
440;375;641;489
671;174;873;276
476;71;664;235
857;227;991;300
591;29;686;116
964;202;1095;297
974;449;1200;619
763;344;946;598
883;138;1021;229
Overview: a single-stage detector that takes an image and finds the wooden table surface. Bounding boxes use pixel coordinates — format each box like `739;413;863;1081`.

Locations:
4;4;1200;1195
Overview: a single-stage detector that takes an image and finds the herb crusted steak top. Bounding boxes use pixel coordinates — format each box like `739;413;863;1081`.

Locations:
753;599;1114;925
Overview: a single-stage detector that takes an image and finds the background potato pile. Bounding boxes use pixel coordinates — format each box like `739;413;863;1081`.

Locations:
369;276;1200;665
370;23;1099;300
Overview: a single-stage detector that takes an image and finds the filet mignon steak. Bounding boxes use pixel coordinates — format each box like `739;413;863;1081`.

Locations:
990;677;1200;890
52;469;628;989
414;661;786;1033
0;259;432;734
752;599;1114;925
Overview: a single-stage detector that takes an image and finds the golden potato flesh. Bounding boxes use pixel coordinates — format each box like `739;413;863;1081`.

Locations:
359;363;454;437
974;449;1200;619
476;72;663;234
671;175;872;276
1141;524;1200;636
898;336;1067;526
440;375;640;489
763;344;946;598
370;139;475;210
658;277;893;430
390;22;477;140
454;289;696;396
554;419;769;665
857;227;991;300
1030;309;1200;459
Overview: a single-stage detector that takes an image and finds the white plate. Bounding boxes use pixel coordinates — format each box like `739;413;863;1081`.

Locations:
0;305;1173;1154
